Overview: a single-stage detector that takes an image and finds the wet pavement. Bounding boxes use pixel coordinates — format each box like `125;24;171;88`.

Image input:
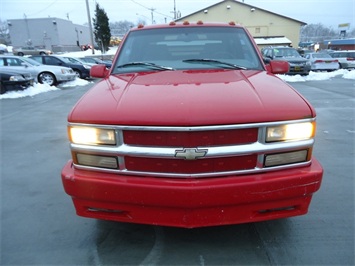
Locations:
1;77;354;265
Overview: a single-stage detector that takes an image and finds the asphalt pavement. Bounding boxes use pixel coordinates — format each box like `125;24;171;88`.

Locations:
0;77;354;265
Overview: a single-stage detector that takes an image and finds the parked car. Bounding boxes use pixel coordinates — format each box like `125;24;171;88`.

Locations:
0;55;76;86
61;22;323;228
262;47;311;75
79;57;112;68
329;50;355;69
0;44;8;54
30;55;91;79
12;46;52;56
59;56;96;67
304;52;339;71
0;68;34;94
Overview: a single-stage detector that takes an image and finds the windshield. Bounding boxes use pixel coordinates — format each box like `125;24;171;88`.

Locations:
64;57;84;64
113;26;263;74
312;53;332;59
21;57;42;66
274;48;301;58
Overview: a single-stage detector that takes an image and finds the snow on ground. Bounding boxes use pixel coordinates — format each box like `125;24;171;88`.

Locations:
58;47;117;58
277;69;355;82
0;78;92;99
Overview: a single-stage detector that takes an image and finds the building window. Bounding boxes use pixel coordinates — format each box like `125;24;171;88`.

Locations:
255;27;261;34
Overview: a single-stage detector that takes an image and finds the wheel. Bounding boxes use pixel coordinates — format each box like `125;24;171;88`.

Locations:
0;83;6;94
73;69;81;78
39;52;46;55
38;72;56;86
18;52;24;56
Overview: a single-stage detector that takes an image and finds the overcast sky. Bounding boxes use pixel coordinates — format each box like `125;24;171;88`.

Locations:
1;0;354;28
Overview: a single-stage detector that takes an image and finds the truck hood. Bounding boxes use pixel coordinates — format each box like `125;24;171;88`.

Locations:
69;69;314;126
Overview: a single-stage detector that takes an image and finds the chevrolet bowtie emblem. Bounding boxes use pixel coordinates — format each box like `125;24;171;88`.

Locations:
175;148;208;160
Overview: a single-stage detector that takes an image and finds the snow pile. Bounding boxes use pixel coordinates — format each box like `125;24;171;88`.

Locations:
59;47;117;58
0;78;91;99
277;69;355;82
60;78;92;87
0;82;58;99
343;70;355;80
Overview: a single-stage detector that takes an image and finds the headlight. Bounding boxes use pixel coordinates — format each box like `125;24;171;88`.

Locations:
266;122;315;142
83;64;91;69
61;69;70;74
9;75;25;81
264;150;308;167
75;153;118;169
69;126;116;145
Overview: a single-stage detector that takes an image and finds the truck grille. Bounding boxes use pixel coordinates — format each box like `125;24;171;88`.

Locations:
123;128;258;147
125;154;257;174
70;121;315;178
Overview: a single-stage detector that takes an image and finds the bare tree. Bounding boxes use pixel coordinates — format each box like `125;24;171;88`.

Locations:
300;23;354;42
0;19;11;45
110;20;136;38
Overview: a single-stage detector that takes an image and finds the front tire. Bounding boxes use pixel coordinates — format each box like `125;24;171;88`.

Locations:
17;52;24;56
73;69;82;78
0;83;7;94
38;72;56;86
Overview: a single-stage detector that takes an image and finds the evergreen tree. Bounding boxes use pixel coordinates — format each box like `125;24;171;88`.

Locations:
93;3;111;52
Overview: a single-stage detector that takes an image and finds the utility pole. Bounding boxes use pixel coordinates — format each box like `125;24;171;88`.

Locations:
150;8;156;24
85;0;95;54
173;0;176;19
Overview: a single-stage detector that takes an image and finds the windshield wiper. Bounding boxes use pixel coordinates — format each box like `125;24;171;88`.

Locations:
183;59;247;70
116;62;175;71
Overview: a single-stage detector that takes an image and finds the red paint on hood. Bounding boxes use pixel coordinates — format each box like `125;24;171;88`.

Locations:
68;69;314;126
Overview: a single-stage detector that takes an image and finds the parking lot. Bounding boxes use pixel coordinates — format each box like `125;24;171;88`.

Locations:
1;77;354;265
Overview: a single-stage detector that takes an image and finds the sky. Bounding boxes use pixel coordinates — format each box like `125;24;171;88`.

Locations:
1;0;354;29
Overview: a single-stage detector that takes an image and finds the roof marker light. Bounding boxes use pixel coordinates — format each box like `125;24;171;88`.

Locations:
169;21;176;26
183;21;190;25
197;20;203;25
229;21;236;26
137;24;144;29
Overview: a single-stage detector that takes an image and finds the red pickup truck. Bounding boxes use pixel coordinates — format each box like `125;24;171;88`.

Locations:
61;22;323;228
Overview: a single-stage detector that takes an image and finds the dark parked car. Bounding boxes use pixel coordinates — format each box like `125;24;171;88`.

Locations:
79;57;112;68
0;68;34;94
30;55;91;79
262;47;311;75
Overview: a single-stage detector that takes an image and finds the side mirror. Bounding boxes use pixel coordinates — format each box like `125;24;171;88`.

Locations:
90;64;109;78
265;60;289;74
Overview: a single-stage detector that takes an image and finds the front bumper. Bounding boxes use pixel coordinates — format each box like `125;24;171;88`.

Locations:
288;64;311;75
57;73;76;82
61;159;323;228
1;79;34;94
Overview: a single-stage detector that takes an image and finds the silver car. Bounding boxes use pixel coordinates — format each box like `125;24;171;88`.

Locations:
12;46;52;56
0;55;76;86
304;52;340;71
329;50;355;69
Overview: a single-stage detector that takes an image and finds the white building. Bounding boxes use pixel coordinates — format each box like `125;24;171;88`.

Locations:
7;17;91;53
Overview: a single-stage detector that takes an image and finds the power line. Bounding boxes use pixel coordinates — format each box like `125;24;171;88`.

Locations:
130;0;173;23
27;0;59;17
